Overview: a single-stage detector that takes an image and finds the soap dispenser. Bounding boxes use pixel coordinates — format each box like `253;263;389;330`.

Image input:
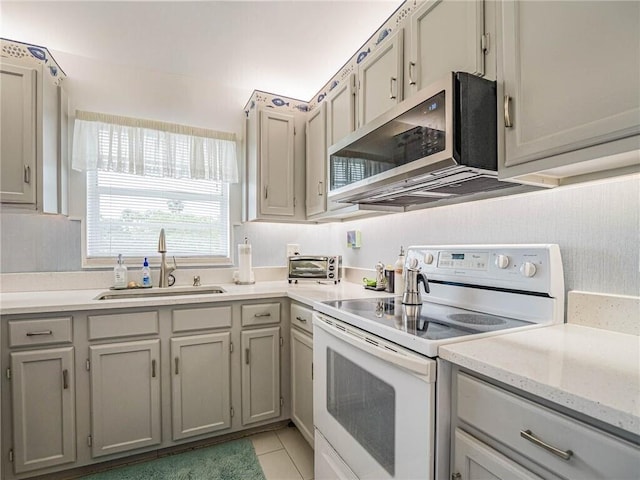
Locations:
114;254;128;288
141;257;151;287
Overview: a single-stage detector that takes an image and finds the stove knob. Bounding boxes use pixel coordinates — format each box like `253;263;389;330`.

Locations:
424;253;434;264
495;254;510;269
520;262;537;277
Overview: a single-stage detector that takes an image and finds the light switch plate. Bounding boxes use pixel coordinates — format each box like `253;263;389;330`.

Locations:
286;243;300;258
347;230;361;248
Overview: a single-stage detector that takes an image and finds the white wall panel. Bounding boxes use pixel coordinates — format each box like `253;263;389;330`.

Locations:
2;175;638;296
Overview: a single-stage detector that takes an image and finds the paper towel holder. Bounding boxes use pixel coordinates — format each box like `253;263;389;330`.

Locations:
234;237;255;285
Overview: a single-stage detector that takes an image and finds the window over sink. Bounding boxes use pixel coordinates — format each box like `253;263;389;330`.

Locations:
72;111;238;266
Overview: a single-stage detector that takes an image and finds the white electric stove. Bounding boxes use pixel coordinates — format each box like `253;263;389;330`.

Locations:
313;244;565;480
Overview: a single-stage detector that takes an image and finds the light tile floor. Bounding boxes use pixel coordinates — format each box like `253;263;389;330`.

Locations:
250;425;314;480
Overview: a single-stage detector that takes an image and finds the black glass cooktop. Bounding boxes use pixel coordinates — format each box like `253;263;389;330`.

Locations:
322;297;532;341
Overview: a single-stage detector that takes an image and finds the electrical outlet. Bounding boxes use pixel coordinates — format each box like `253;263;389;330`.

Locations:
286;244;300;258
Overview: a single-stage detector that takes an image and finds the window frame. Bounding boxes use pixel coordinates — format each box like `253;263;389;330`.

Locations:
69;129;242;270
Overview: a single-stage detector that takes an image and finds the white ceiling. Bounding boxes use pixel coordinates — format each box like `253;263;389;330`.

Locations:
2;1;402;134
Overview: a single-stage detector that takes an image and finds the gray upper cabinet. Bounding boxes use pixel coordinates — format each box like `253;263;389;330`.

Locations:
406;0;486;97
305;103;327;217
1;61;37;206
357;28;404;128
326;73;357;149
245;106;307;221
0;57;68;214
498;0;640;185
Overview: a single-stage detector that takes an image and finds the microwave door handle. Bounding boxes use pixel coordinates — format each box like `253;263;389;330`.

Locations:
314;317;433;378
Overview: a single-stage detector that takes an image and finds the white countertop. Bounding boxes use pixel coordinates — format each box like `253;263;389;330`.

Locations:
440;324;640;437
0;280;390;315
3;281;637;439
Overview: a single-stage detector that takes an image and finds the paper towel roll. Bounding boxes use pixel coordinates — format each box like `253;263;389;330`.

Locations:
238;241;253;284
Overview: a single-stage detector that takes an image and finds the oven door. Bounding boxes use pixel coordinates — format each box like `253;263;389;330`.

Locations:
313;313;436;480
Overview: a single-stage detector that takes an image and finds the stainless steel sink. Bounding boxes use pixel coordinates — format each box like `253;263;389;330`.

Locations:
95;286;225;300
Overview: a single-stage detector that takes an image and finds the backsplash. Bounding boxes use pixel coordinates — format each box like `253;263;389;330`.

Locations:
2;174;638;297
567;291;639;335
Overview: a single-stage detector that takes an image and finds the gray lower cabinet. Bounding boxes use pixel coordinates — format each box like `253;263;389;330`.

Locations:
170;333;231;440
451;370;640;480
10;347;76;474
290;327;313;447
89;339;161;457
1;300;291;479
453;428;542;480
241;326;281;425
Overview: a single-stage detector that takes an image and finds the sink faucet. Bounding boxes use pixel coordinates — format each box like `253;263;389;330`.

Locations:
158;228;176;287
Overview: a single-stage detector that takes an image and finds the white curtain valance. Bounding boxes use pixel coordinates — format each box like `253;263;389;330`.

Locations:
72;112;238;183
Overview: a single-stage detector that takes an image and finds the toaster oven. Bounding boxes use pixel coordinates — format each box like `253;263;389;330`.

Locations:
288;255;342;284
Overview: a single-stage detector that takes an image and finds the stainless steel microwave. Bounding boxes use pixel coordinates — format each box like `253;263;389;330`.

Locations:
288;255;342;284
327;72;519;208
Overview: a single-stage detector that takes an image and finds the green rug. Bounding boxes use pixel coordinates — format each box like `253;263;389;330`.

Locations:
81;439;266;480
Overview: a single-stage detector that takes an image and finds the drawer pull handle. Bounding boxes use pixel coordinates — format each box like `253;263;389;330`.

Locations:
296;316;307;323
245;348;250;365
151;359;157;378
520;429;573;460
26;330;53;336
254;312;271;318
504;95;513;128
62;369;69;389
175;357;179;375
408;61;416;86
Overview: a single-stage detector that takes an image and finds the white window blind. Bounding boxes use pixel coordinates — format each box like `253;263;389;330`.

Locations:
73;112;236;261
86;171;229;259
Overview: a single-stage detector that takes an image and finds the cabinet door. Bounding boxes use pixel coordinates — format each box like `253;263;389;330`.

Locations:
89;339;161;457
1;62;36;205
453;429;543;480
10;347;75;473
501;1;640;168
241;326;281;425
326;73;356;147
357;28;404;127
306;103;327;217
407;0;485;96
170;333;231;440
260;109;295;216
290;328;314;447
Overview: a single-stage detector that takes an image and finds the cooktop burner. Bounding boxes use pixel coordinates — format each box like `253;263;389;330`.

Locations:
322;297;531;341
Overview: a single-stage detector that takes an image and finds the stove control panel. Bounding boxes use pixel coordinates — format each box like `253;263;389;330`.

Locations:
405;244;563;296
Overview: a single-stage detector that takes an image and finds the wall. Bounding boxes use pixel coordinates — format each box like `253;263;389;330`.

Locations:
2;174;638;297
237;174;640;297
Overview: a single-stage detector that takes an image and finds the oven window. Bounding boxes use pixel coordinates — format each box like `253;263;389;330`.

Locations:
326;348;395;476
289;259;327;278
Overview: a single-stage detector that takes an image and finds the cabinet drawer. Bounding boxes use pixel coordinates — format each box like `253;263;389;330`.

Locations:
241;303;280;326
8;317;72;347
290;303;313;334
457;372;640;479
88;311;159;340
172;306;232;333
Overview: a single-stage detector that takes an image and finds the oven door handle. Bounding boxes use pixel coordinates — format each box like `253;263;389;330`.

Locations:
314;317;435;379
